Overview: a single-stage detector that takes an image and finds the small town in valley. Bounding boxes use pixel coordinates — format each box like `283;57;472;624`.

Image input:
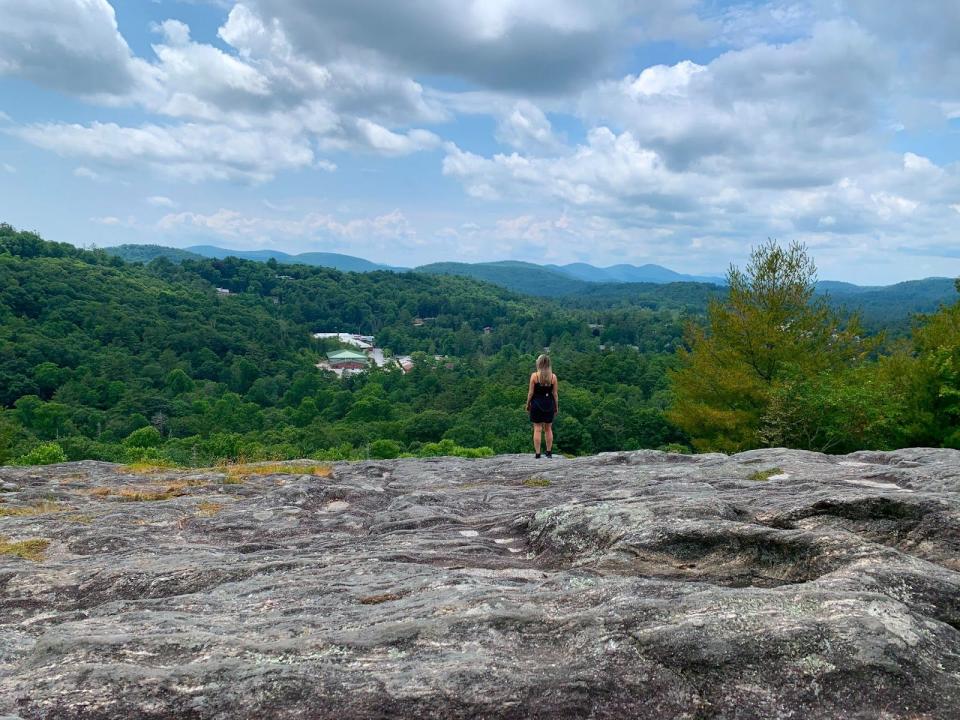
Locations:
312;332;412;377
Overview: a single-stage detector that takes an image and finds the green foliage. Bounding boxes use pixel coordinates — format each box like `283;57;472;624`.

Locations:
759;364;916;452
166;369;195;395
912;298;960;443
104;244;204;264
124;426;163;449
418;440;494;458
2;224;957;466
747;467;783;482
669;241;870;452
15;442;66;466
369;439;402;459
0;226;688;465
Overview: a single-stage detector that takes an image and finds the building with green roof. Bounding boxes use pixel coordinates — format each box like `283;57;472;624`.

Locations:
326;349;369;370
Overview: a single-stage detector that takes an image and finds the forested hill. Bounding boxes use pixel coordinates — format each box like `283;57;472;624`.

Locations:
107;243;957;330
819;277;960;330
105;243;404;273
416;260;584;296
0;224;690;466
4;224;957;468
104;244;205;264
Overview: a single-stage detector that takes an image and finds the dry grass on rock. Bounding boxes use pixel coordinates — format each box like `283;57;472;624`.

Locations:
195;501;224;517
221;463;332;484
0;536;50;561
0;501;67;517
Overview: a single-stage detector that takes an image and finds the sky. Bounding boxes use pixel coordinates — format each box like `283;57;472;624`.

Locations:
0;1;959;284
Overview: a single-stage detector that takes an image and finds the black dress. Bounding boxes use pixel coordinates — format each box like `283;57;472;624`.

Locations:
529;377;556;424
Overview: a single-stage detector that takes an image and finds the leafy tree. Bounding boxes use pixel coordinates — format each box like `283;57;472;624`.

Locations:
165;369;195;395
369;439;402;459
15;442;66;466
759;364;915;452
669;241;868;452
909;280;960;445
124;426;163;449
14;222;949;466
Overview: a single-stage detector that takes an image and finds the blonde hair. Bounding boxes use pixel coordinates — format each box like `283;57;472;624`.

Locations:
536;354;552;385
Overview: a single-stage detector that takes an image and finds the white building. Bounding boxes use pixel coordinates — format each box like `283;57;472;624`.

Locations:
311;332;373;350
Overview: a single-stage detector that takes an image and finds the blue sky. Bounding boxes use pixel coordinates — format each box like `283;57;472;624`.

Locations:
1;0;959;284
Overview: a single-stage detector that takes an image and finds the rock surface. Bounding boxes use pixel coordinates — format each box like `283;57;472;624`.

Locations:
1;449;960;719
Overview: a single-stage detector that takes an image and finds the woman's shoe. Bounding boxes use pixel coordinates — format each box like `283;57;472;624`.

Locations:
535;453;541;459
546;451;553;458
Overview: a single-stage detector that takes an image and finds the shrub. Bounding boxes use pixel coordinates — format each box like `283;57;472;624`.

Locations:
657;443;692;454
418;439;494;458
15;442;66;466
123;446;168;464
58;436;124;462
124;426;163;449
944;429;960;450
369;439;403;459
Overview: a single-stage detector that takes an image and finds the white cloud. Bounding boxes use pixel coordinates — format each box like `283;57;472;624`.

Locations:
495;101;563;154
73;166;103;181
3;0;960;282
0;0;144;95
582;21;890;176
90;215;122;225
444;127;710;211
243;0;709;93
345;120;441;156
846;0;960;97
8;6;448;180
157;207;417;246
143;17;271;120
16;121;314;183
1;162;14;173
626;60;706;97
147;195;177;208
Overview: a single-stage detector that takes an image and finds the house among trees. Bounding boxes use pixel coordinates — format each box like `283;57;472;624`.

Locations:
312;332;374;350
216;287;231;295
317;349;370;377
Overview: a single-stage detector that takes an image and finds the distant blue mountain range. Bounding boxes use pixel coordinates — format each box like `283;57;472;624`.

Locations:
548;262;725;284
106;244;728;286
104;244;956;315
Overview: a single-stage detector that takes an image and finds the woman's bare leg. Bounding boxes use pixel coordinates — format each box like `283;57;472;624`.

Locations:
532;423;542;454
545;424;553;452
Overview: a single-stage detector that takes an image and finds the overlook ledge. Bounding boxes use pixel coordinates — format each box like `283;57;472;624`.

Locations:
1;449;959;719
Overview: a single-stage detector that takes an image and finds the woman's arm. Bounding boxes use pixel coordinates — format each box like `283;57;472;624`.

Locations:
552;374;559;413
525;374;535;410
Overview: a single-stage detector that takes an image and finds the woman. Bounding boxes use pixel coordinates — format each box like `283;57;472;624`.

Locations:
526;354;558;458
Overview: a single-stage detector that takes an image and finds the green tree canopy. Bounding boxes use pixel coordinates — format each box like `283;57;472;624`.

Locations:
669;241;869;452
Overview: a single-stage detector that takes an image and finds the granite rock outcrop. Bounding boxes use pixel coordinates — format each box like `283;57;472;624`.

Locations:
1;448;959;719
